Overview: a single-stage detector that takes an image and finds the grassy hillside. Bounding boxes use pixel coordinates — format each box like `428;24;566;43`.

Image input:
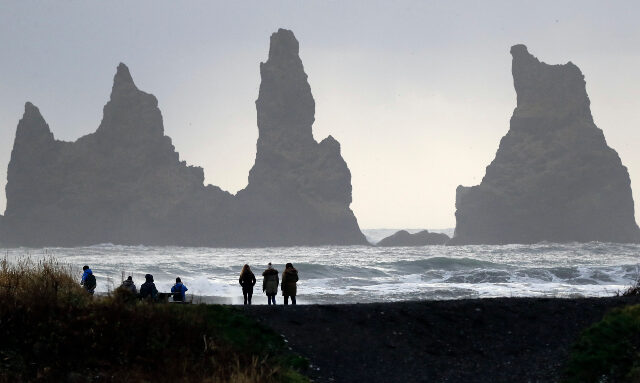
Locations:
0;258;309;383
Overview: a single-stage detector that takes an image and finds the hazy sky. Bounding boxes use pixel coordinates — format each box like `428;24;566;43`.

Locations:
1;1;639;229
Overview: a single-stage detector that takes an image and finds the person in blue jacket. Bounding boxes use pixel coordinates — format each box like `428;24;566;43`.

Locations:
80;265;96;295
171;277;189;302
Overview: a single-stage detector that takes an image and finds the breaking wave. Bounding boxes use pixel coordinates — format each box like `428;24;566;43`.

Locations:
2;241;639;304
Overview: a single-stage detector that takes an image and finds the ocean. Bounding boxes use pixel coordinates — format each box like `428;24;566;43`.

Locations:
3;240;639;305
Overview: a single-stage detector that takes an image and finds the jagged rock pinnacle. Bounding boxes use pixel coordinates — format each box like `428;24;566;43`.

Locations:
243;28;366;245
255;28;314;148
115;63;134;84
267;29;299;61
24;101;38;114
16;102;53;142
111;62;137;96
96;62;162;138
451;46;640;244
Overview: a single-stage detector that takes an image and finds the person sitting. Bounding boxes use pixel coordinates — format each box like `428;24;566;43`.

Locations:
171;277;189;302
281;263;299;305
120;276;137;294
80;265;96;295
139;274;158;301
239;264;257;305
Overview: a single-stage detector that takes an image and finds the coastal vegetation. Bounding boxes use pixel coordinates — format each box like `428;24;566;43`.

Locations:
564;302;640;382
0;258;309;383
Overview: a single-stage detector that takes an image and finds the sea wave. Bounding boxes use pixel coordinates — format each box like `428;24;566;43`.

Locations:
2;243;638;304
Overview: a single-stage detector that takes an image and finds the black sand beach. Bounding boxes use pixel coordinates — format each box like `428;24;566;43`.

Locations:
246;296;640;383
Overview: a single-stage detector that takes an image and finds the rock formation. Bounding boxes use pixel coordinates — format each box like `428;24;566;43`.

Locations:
377;230;450;246
1;29;367;247
235;29;366;246
450;45;640;245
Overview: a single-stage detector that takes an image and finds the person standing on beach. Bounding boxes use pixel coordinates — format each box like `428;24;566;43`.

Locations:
140;274;158;301
281;263;299;305
171;277;189;302
80;265;96;295
262;263;279;305
239;264;257;305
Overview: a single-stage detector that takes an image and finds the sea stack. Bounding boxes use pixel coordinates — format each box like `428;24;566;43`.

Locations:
450;45;640;245
236;29;367;245
1;29;367;247
3;68;230;246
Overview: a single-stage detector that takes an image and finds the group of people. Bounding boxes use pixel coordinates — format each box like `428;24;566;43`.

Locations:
80;265;189;302
79;262;299;305
119;274;189;302
239;262;299;305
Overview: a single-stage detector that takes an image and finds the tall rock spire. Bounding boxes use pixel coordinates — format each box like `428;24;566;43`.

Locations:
450;45;640;245
255;28;315;153
240;28;366;245
5;102;59;225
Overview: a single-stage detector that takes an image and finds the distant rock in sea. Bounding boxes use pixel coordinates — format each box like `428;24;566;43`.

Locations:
1;29;367;247
377;230;450;246
450;45;640;245
361;228;455;244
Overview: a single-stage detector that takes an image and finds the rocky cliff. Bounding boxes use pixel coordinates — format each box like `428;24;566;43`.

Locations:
377;230;450;246
2;29;366;247
450;45;640;245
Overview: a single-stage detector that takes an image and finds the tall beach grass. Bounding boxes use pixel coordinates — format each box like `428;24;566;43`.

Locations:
0;257;308;383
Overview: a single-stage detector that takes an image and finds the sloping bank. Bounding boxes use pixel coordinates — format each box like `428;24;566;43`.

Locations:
0;259;309;383
246;296;640;383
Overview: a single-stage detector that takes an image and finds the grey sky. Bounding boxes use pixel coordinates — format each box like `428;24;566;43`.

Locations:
1;1;639;229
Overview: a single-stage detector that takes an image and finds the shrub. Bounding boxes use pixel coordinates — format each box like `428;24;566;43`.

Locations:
563;304;640;383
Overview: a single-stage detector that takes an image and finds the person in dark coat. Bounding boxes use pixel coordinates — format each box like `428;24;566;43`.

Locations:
171;277;189;302
281;263;299;305
239;264;257;305
139;274;158;301
120;276;137;294
262;263;279;305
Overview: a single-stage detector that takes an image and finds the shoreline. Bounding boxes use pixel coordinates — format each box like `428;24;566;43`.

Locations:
152;291;631;306
100;289;634;306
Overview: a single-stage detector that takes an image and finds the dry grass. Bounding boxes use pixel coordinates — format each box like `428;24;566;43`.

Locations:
622;275;640;297
0;257;308;383
616;268;640;297
0;256;89;306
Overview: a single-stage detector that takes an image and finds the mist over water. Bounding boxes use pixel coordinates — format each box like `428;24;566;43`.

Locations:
2;242;638;305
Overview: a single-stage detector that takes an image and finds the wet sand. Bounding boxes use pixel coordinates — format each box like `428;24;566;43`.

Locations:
245;296;640;383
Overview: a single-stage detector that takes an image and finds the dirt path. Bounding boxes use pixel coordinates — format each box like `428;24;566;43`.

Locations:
245;296;639;383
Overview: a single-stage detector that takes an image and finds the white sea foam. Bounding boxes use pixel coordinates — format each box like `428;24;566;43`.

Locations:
1;242;638;304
